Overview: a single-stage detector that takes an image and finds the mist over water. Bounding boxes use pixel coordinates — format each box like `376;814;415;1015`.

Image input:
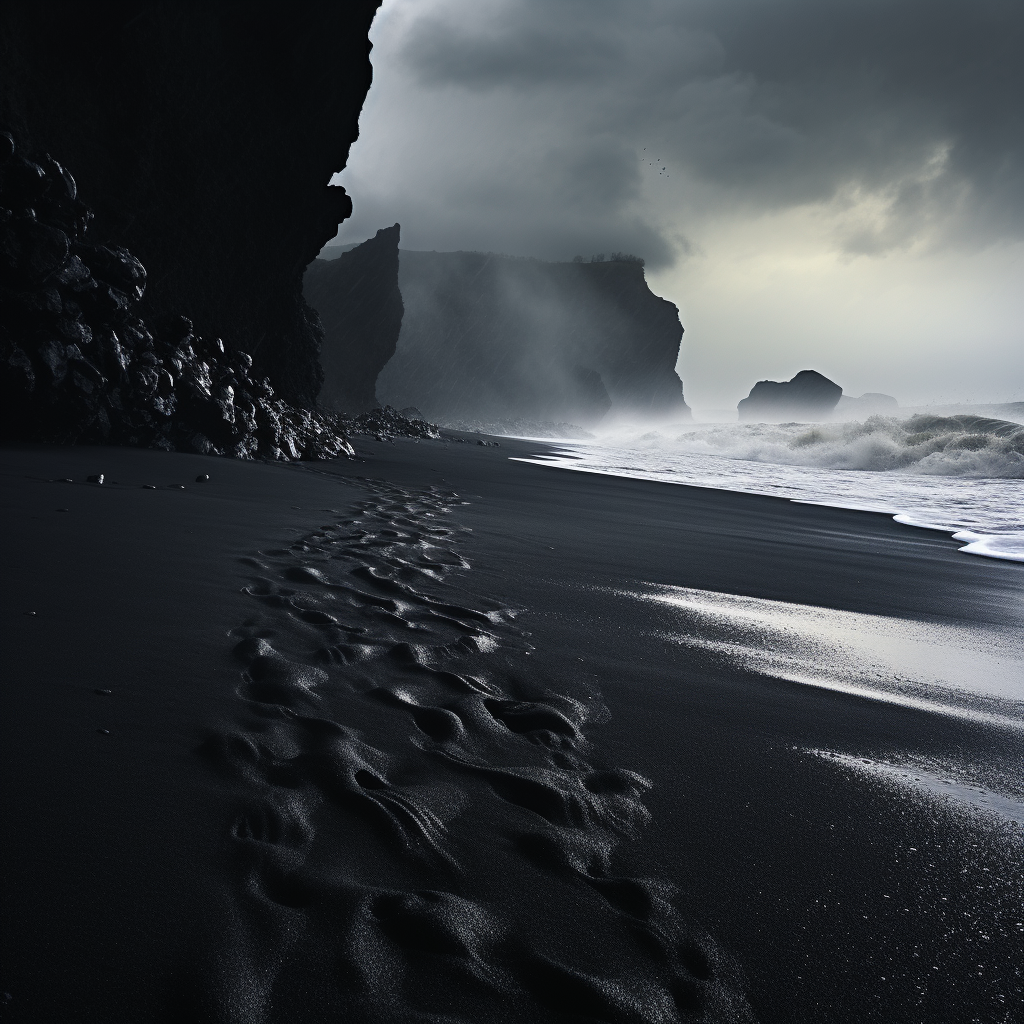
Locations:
511;413;1024;563
659;415;1024;478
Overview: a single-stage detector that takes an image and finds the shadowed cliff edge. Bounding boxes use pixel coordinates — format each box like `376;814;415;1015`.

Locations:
0;2;381;408
0;129;354;460
305;225;405;414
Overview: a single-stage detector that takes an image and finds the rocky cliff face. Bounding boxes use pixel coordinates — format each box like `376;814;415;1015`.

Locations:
0;131;353;459
304;225;403;414
376;251;690;426
738;370;843;422
0;2;381;408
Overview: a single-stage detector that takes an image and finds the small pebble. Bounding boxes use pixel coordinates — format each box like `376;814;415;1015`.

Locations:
171;484;185;490
59;478;72;483
87;473;104;484
97;728;110;735
94;688;112;696
143;484;157;489
25;611;37;616
195;473;209;483
56;507;69;512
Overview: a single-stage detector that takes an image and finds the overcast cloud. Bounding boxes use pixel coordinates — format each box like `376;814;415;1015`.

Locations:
333;0;1024;409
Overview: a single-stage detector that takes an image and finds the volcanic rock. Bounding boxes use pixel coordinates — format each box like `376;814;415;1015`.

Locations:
737;370;843;422
343;405;441;442
0;133;352;460
304;225;404;414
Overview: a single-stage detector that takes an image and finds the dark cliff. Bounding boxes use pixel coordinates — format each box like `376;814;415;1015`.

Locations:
0;131;353;459
304;225;404;414
376;251;690;426
0;1;381;407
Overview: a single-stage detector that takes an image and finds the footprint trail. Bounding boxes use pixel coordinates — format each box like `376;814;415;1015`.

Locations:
200;479;755;1023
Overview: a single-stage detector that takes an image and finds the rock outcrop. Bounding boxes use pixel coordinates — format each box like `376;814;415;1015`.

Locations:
376;251;690;426
0;131;352;459
304;225;404;414
738;370;843;422
345;405;440;442
0;2;381;408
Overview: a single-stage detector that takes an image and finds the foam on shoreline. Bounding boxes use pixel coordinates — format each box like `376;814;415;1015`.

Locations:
509;420;1024;564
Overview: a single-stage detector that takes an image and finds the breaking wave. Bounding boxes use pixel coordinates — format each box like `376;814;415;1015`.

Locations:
510;415;1024;564
665;415;1024;479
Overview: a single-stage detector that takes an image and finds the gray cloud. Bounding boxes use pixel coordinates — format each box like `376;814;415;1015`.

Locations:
331;0;1023;407
375;0;1023;260
405;11;624;88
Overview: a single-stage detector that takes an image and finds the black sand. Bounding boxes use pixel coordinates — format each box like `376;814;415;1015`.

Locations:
2;437;1021;1023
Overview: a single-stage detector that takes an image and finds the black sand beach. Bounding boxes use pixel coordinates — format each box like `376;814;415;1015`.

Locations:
2;436;1022;1023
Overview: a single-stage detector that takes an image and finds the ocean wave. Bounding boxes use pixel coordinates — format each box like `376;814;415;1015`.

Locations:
511;415;1024;564
658;415;1024;479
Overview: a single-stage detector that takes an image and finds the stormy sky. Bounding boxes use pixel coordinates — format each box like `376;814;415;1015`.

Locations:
332;0;1024;411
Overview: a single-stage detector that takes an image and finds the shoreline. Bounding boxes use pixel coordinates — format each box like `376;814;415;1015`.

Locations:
2;438;1022;1023
503;429;1024;565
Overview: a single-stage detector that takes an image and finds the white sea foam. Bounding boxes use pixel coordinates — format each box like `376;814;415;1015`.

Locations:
509;414;1024;563
669;414;1024;477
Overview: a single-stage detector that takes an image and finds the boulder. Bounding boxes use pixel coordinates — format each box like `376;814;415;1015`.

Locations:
737;370;843;422
0;132;352;460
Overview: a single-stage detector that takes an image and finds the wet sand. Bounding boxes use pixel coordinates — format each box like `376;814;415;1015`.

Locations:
1;436;1021;1023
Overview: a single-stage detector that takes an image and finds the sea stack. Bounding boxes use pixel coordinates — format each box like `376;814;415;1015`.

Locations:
304;225;404;414
738;369;843;422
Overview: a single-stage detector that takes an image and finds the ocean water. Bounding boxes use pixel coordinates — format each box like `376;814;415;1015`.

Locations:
619;582;1024;820
614;580;1024;825
510;414;1024;564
